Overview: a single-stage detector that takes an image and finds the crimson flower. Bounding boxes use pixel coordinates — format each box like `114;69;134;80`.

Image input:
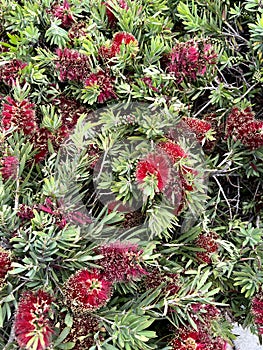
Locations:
64;269;112;312
0;247;12;285
0;59;27;86
251;291;263;334
84;71;117;103
136;152;171;192
195;232;219;264
14;290;53;350
0;156;19;180
96;241;146;282
183;117;212;143
158;141;187;163
17;204;35;220
226;107;263;150
111;32;138;56
68;21;88;41
1;96;37;135
55;48;90;82
164;40;217;84
49;0;74;28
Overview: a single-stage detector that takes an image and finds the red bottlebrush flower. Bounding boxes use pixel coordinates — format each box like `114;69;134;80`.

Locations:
55;48;90;82
55;96;88;130
49;0;74;28
110;32;138;56
105;0;128;27
63;314;103;349
64;269;112;312
196;232;219;264
136;152;171;192
0;247;12;284
1;96;37;135
0;59;27;86
158;141;187;163
96;241;147;282
182;117;212;143
144;269;181;295
14;290;53;350
0;156;18;180
68;21;88;41
84;71;117;104
226;107;263;149
31;127;52;162
17;204;35;220
164;40;217;84
252;291;263;334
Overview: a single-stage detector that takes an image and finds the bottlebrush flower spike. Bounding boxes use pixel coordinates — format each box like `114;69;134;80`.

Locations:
164;39;217;84
55;48;90;82
158;141;187;163
0;156;19;180
17;204;35;220
251;291;263;334
182;117;212;143
14;290;53;350
196;232;219;264
49;0;74;28
84;71;117;103
1;97;37;135
226;107;263;150
96;241;146;282
0;59;27;86
0;247;12;286
63;313;103;349
64;269;112;312
111;32;138;56
136;152;172;192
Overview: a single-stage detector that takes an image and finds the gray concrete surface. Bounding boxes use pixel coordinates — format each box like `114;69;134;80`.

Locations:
233;324;263;350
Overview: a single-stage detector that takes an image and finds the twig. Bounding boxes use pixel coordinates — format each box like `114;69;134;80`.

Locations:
212;175;233;220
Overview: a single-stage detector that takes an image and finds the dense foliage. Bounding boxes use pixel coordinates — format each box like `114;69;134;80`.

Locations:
0;0;263;349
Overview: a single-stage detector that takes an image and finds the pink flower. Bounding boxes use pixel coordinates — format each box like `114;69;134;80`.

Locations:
84;71;117;103
252;292;263;334
49;0;74;28
182;117;212;143
14;290;53;350
1;97;37;135
55;48;90;82
0;59;27;86
0;247;12;283
1;156;18;180
164;40;217;84
96;241;146;282
64;269;112;312
136;152;171;192
111;32;138;56
195;232;219;264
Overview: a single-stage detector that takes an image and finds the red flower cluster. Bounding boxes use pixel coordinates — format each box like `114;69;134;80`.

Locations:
99;32;138;60
144;269;181;295
164;40;217;84
0;59;27;86
136;152;171;192
55;48;90;82
1;97;37;135
14;290;53;350
158;141;187;162
68;21;88;41
0;156;19;180
183;117;212;143
96;241;146;282
251;291;263;334
105;0;128;27
226;107;263;150
84;70;117;103
17;204;35;220
49;0;74;28
64;314;103;349
0;247;12;285
171;304;229;350
195;232;219;264
64;269;112;312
